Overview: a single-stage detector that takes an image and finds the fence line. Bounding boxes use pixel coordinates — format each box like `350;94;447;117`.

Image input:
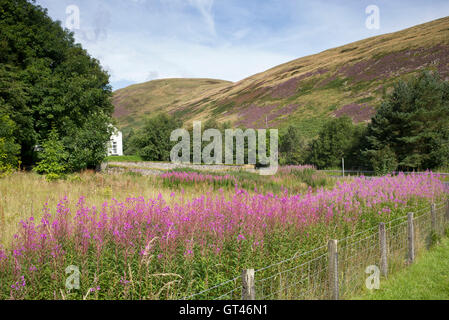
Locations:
183;200;449;300
320;170;449;177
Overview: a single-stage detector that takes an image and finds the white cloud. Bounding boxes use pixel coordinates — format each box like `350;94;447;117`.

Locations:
232;28;251;40
36;0;449;90
79;31;294;86
146;71;159;81
188;0;216;36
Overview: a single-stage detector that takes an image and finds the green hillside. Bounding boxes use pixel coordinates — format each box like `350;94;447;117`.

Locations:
113;78;231;134
113;16;449;137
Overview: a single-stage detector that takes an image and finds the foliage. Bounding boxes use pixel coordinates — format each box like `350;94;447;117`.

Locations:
161;171;237;189
64;114;112;171
307;116;363;169
288;167;327;188
367;146;398;175
0;113;20;175
123;128;137;156
128;114;182;161
33;128;67;179
364;71;449;171
279;125;309;165
0;0;113;169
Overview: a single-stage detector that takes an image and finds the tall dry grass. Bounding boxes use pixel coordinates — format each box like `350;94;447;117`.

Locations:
0;171;217;247
0;169;325;247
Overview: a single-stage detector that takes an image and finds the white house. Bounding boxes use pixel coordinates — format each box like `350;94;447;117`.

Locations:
107;126;123;156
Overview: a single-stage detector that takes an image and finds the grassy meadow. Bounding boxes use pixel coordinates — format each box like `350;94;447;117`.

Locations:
0;167;331;248
356;237;449;300
0;167;447;300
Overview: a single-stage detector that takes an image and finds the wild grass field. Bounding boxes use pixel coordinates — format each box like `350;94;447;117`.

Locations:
0;167;447;300
356;237;449;300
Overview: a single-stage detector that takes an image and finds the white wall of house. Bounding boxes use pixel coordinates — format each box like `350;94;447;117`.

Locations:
107;127;123;156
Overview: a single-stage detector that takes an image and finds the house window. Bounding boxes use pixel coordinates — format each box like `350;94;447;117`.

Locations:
112;141;117;155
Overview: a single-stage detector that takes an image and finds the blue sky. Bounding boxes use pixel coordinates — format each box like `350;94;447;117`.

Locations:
36;0;449;90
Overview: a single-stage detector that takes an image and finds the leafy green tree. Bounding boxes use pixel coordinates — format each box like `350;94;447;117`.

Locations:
33;128;67;179
345;124;367;169
367;146;398;175
130;114;182;161
279;125;309;165
123;128;137;156
0;113;20;174
307;116;361;169
65;113;113;171
364;71;449;171
0;0;113;170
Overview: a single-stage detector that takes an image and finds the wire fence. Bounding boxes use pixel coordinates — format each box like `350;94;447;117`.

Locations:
184;201;449;300
254;244;329;300
320;170;449;177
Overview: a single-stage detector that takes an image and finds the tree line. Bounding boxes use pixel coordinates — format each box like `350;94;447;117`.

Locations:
124;117;272;166
124;71;449;175
282;71;449;173
0;0;113;177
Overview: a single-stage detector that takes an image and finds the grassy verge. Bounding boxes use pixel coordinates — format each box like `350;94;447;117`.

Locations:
355;237;449;300
105;155;143;162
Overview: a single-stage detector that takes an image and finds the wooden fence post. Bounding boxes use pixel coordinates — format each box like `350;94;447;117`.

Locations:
446;199;449;222
407;213;415;264
379;223;388;277
328;240;339;300
431;203;437;233
241;269;255;300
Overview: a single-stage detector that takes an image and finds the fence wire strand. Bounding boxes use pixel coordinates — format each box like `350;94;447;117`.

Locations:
182;201;449;300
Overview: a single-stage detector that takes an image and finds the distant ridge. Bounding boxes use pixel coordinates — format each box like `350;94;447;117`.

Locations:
113;16;449;137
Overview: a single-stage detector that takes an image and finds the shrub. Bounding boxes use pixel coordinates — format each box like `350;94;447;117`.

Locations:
307;116;363;169
279;126;309;165
129;114;182;162
33;128;67;179
368;146;398;175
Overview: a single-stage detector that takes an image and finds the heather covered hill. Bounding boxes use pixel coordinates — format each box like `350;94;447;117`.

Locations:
113;16;449;137
113;78;231;134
